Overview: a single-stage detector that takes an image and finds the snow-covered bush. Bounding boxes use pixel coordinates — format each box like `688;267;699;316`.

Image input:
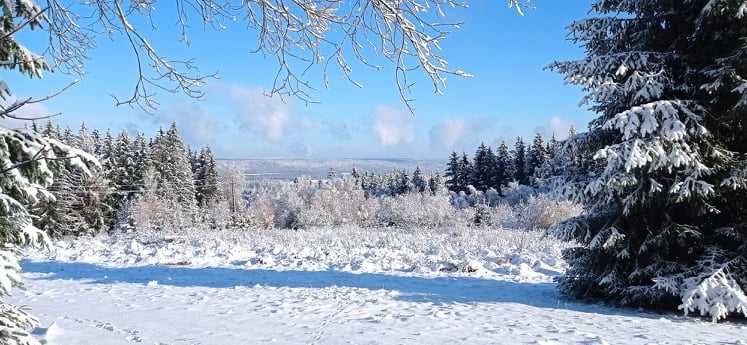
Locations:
515;195;583;230
473;203;517;229
230;175;578;231
297;178;376;228
501;181;538;205
244;195;276;229
121;195;197;233
375;193;457;229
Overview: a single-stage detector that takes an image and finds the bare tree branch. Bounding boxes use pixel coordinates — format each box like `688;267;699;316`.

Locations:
6;0;532;112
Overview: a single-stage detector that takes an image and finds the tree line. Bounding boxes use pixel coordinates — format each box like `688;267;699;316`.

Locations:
32;121;222;236
443;131;573;195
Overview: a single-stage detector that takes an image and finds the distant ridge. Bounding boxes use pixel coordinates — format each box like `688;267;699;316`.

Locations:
217;158;444;180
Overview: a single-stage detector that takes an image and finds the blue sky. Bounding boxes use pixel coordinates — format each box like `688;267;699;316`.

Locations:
4;1;594;159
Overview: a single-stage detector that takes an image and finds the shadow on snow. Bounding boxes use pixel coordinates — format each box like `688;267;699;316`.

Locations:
21;259;659;319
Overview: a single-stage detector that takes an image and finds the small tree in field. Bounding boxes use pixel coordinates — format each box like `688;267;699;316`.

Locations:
550;0;747;321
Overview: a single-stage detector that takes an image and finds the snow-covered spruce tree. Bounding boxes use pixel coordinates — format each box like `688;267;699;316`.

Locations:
526;132;546;182
194;147;221;206
550;0;747;321
412;166;427;194
37;165;112;237
131;132;150;195
496;141;513;190
458;153;473;191
149;123;197;208
472;143;494;191
41;121;57;140
428;173;444;196
444;152;461;192
108;131;136;208
1;124;98;344
513;136;528;185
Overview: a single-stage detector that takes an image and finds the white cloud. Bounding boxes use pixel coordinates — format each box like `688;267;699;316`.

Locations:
548;116;574;140
371;105;414;146
136;102;220;148
429;119;466;149
228;85;292;143
171;103;220;146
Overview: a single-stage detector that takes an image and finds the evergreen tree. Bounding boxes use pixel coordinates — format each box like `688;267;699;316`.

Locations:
458;153;473;191
527;132;547;180
496;141;512;191
131;132;150;195
149;122;197;207
90;128;102;156
412;166;427;193
0;125;97;344
471;143;491;191
42;120;57;139
550;0;747;320
548;133;559;161
444;152;461;192
485;146;501;191
512;137;528;185
39;166;112;236
395;170;412;195
77;123;96;155
428;173;443;196
101;130;116;173
195;147;221;206
60;126;74;145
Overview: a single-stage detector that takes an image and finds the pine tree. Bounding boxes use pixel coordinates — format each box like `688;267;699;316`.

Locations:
471;143;493;191
444;152;461;192
428;173;443;196
60;126;74;145
548;133;559;161
149;122;197;207
512;137;528;185
42;120;57;139
527;132;547;181
485;146;501;192
77;122;98;156
395;170;412;195
131;132;150;195
459;153;473;191
195;147;221;206
412;166;427;193
496;141;512;190
112;131;136;205
549;0;747;320
0;126;98;344
101;130;116;174
90;128;102;156
39;166;112;236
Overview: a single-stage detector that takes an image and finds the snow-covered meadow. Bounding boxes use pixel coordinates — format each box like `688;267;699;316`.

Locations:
11;227;747;344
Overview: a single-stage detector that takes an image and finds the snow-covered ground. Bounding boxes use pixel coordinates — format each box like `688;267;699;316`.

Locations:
10;228;747;344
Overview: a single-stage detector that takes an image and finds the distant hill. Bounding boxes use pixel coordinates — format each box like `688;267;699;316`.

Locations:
217;158;444;180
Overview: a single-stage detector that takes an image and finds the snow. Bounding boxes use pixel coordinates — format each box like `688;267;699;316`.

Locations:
9;228;747;344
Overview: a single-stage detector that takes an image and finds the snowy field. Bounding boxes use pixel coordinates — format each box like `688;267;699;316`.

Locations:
11;228;747;345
